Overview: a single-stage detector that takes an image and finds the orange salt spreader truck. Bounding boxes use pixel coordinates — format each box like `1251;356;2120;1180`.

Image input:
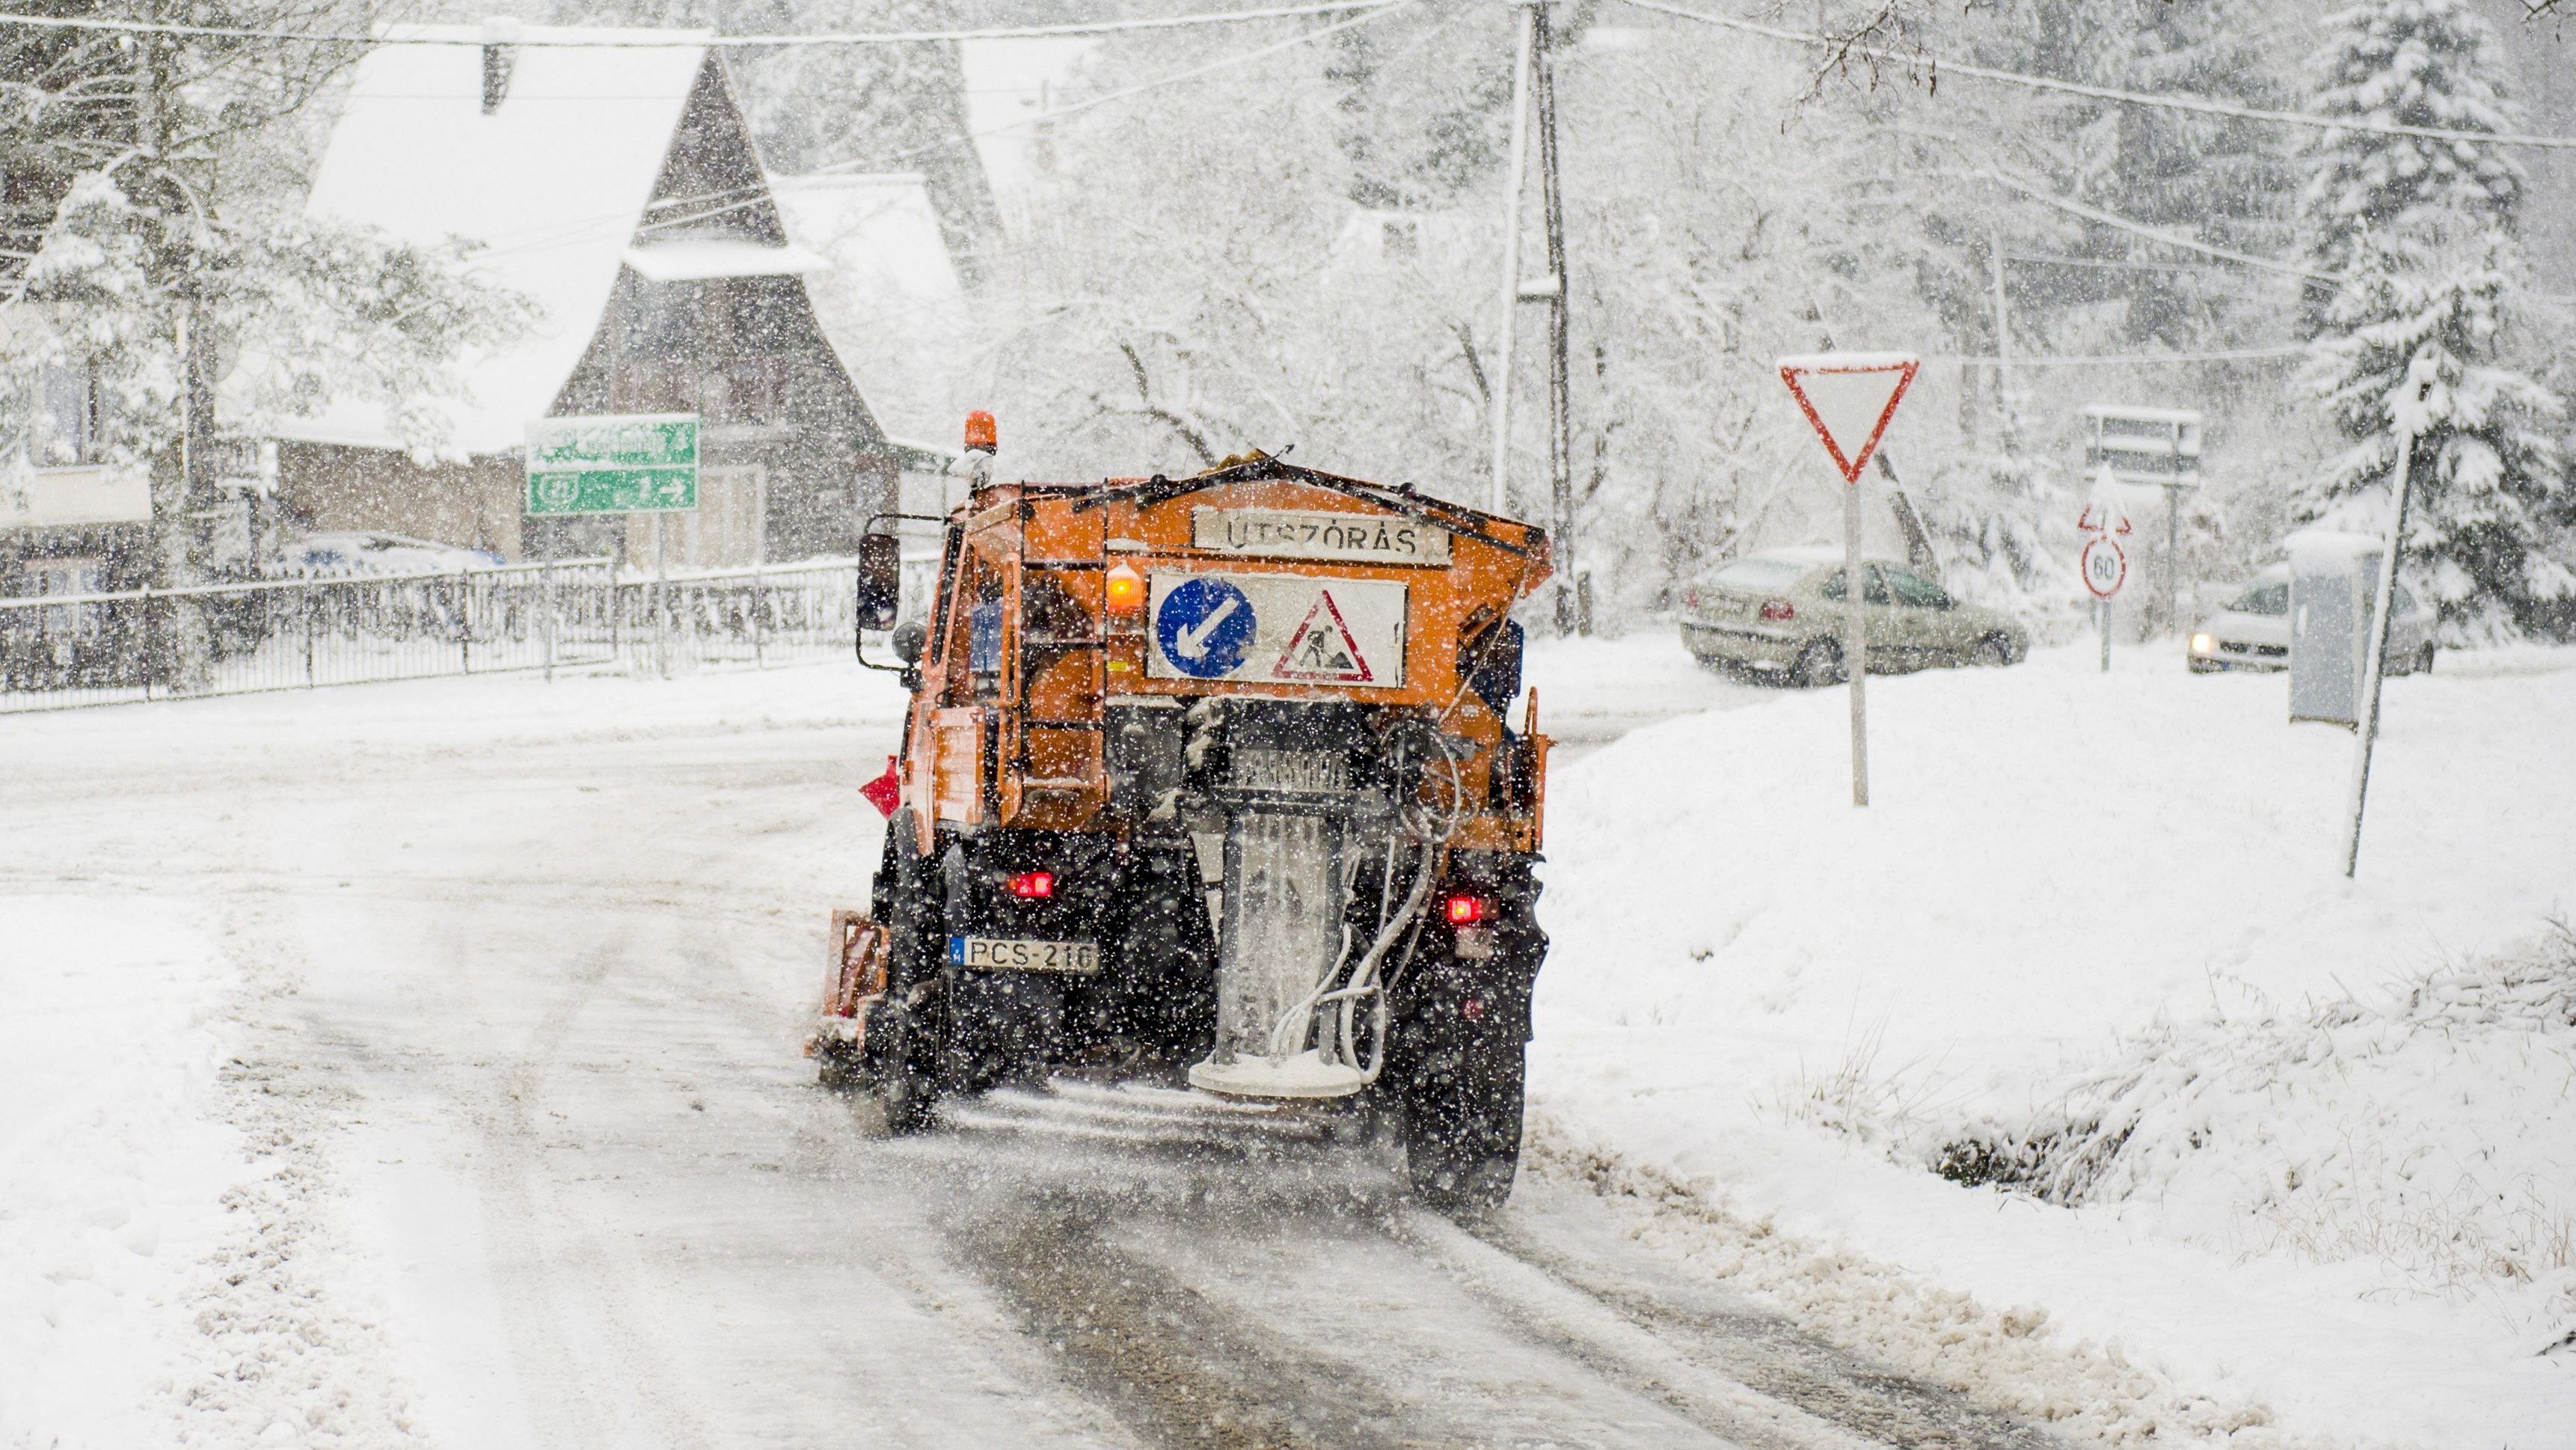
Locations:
812;413;1552;1211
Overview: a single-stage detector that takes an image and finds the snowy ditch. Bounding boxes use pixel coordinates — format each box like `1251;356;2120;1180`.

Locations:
1790;920;2576;1350
1527;642;2576;1448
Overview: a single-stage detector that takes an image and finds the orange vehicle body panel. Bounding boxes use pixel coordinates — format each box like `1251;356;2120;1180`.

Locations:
901;459;1552;857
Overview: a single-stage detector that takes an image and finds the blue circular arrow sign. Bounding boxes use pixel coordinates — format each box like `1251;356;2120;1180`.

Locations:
1154;577;1256;678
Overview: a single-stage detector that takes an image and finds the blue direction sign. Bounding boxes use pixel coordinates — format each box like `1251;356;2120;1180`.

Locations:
1154;577;1256;678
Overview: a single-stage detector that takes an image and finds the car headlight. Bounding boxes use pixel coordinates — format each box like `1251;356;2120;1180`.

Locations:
2191;632;2215;654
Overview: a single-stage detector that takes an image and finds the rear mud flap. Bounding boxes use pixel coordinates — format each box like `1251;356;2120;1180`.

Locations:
941;970;1067;1094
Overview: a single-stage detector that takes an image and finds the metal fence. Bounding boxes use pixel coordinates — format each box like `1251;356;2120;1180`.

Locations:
0;556;859;713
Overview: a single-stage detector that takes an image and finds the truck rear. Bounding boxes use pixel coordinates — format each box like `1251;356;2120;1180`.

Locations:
813;418;1552;1211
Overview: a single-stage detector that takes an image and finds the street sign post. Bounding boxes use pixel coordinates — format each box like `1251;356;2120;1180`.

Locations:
525;414;700;516
527;413;699;678
2082;404;2201;634
2078;473;2132;673
1779;352;1919;809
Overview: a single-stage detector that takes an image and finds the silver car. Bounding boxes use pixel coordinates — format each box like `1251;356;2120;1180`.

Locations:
2187;563;2437;675
1681;548;2031;686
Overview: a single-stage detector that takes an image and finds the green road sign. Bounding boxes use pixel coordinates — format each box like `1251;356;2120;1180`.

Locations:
525;414;699;516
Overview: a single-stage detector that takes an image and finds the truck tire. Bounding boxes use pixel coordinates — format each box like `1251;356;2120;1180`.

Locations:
860;819;943;1134
1393;856;1544;1215
1400;1036;1526;1215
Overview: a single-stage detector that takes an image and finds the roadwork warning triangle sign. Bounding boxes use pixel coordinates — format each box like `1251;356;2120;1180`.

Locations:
1779;352;1919;484
1272;589;1376;683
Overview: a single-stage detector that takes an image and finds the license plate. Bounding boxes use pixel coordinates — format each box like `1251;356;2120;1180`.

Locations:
1230;747;1349;795
947;935;1100;974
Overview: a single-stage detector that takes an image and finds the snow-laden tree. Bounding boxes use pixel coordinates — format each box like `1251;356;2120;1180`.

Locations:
2301;224;2571;640
1918;380;2078;621
2296;0;2522;334
0;2;532;681
1960;0;2301;350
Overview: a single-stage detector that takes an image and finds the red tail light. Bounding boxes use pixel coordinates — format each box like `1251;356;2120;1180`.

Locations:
1759;598;1796;622
1009;870;1055;899
1683;588;1700;610
1444;893;1490;926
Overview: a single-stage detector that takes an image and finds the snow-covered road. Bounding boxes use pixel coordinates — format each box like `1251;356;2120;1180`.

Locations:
0;656;2046;1450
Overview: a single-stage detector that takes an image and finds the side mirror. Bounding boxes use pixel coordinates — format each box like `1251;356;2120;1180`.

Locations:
856;533;900;631
892;619;926;667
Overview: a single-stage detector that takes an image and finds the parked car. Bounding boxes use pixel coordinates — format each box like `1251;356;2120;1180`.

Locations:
1679;547;2030;685
2187;563;2436;675
270;531;506;580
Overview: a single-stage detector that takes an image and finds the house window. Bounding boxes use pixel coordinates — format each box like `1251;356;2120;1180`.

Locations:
609;358;695;413
607;357;786;421
1381;217;1420;260
705;357;788;423
40;364;102;466
32;557;107;637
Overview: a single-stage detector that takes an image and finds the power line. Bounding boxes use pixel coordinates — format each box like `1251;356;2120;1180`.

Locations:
1973;169;2339;282
1933;344;2306;367
2007;252;2246;275
0;1;1400;49
1619;0;2576;153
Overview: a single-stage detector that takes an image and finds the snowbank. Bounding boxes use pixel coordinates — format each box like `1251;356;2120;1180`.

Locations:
1929;923;2575;1350
0;898;246;1447
1530;641;2576;1448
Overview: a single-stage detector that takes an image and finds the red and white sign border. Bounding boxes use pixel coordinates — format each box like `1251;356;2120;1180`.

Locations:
1778;353;1921;485
2080;535;2129;600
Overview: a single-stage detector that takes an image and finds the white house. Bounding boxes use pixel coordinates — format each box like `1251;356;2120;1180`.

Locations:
251;23;933;567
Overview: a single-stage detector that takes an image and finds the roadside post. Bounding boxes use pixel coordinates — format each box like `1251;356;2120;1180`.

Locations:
525;413;699;677
1779;352;1919;808
2077;478;2132;672
2344;425;2418;878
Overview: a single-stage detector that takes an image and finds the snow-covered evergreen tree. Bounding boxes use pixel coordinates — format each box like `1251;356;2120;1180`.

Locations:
2296;0;2522;334
2301;225;2571;639
1920;381;2077;620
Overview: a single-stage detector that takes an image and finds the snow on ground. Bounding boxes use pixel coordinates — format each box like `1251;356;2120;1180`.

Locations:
0;899;245;1447
1529;638;2576;1450
4;640;2569;1449
0;665;912;1450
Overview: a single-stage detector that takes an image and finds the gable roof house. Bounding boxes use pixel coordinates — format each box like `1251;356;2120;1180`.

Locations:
260;24;927;567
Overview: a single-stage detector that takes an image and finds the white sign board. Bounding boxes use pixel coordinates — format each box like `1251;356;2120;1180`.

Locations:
1147;570;1409;689
1192;507;1450;566
1779;353;1919;483
2082;404;2202;488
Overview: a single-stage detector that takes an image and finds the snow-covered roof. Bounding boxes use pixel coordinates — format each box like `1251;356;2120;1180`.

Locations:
622;237;825;281
958;37;1096;235
2287;528;2388;569
271;24;714;456
770;172;966;455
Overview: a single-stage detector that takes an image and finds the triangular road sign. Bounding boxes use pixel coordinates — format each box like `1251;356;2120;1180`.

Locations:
2079;462;2135;535
1779;353;1919;484
1271;589;1375;683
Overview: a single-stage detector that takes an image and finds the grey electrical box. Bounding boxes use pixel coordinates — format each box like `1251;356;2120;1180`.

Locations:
2287;530;2385;730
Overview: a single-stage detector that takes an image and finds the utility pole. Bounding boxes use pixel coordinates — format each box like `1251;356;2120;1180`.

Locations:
1488;1;1534;516
1987;221;2014;448
1530;1;1578;634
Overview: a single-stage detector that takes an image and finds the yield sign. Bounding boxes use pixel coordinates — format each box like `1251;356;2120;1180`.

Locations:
1779;352;1919;484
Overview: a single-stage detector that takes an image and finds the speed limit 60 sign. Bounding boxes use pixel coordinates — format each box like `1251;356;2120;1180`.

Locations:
2082;536;2128;599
